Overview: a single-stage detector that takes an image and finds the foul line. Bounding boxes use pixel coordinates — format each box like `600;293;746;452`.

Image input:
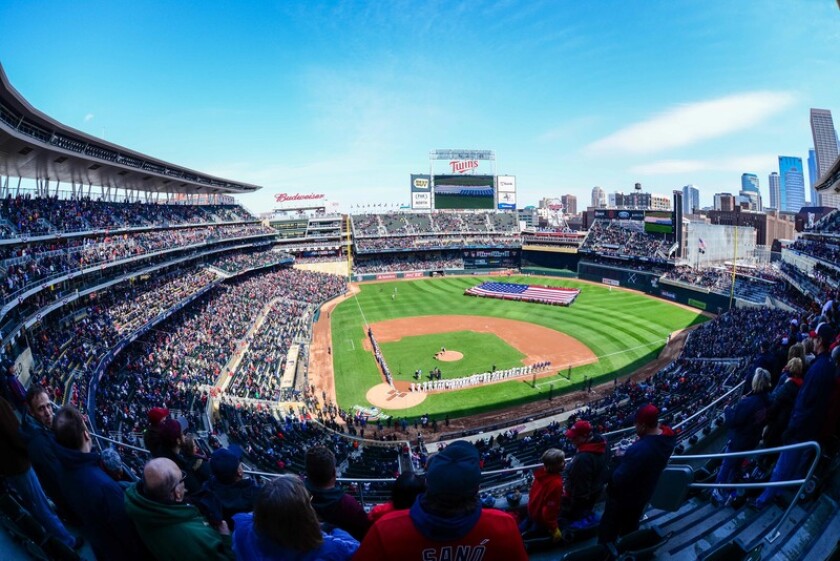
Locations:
535;338;668;389
352;289;370;330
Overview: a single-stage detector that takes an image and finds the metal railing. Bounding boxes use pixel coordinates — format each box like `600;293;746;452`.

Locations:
670;440;822;543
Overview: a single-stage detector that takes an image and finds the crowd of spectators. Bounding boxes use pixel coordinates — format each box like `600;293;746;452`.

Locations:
579;220;671;263
682;307;792;359
0;195;254;238
788;237;840;265
0;223;274;303
207;249;292;274
94;268;346;439
353;253;463;274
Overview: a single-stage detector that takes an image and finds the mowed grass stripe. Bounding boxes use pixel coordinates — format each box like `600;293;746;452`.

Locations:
331;276;708;418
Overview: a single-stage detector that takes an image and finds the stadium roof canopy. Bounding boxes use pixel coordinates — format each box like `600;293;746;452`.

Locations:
0;63;262;196
815;153;840;195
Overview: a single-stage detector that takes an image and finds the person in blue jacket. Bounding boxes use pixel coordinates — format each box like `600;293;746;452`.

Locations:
52;405;148;561
598;404;676;544
233;474;359;561
712;368;771;505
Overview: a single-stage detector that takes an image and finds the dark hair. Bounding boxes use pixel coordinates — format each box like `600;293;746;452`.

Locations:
53;406;86;450
305;446;335;487
391;473;425;510
421;492;479;518
254;475;323;551
25;386;47;408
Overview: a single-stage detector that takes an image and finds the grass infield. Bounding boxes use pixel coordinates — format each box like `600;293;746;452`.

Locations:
330;276;708;418
380;331;526;380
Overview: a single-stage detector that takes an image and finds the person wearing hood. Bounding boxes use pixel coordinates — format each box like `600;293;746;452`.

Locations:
232;474;359;561
124;457;235;561
197;445;260;530
303;446;370;541
354;440;528;561
52;405;147;561
521;448;565;542
20;385;76;522
563;419;609;524
598;404;676;544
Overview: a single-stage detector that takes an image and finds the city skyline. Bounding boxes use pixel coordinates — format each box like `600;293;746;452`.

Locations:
0;1;837;213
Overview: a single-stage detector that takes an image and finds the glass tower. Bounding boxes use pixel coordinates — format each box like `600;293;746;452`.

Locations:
778;156;805;213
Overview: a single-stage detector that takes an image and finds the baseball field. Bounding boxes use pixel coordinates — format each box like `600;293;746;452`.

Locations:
329;275;709;418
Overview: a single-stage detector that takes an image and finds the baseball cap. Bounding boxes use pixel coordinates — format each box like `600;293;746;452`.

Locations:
210;445;244;484
565;420;593;440
425;440;481;499
147;407;169;426
810;322;835;344
100;447;123;473
635;404;660;428
159;417;188;447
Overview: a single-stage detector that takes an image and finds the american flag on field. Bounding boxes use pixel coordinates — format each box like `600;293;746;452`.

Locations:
465;282;580;306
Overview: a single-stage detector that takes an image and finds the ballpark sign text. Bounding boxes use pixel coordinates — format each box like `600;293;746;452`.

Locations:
274;193;325;203
449;160;479;174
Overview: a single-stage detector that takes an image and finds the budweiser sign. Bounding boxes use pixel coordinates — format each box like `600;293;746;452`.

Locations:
449;160;479;174
274;193;325;203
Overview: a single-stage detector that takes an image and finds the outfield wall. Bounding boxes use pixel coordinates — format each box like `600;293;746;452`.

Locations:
577;262;730;312
353;268;512;283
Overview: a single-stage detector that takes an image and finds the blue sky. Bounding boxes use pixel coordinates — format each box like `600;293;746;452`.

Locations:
1;1;838;213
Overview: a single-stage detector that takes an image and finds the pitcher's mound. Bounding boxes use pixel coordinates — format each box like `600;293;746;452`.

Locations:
366;383;427;409
435;350;463;362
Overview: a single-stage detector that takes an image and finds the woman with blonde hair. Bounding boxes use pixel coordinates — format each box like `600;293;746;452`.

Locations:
232;475;359;561
764;358;804;451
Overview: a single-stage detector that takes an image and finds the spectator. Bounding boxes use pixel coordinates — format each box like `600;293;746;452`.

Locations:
521;448;565;542
354;440;528;561
20;386;75;520
156;417;203;495
52;405;147;561
367;472;426;523
100;447;132;485
124;457;235;561
0;395;79;549
232;474;359;561
711;369;771;506
763;358;804;451
753;323;838;509
304;446;370;541
598;404;676;544
144;407;169;457
563;419;609;525
200;445;260;529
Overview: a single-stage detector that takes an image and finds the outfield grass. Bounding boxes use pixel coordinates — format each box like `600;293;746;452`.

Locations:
331;276;708;418
380;331;526;380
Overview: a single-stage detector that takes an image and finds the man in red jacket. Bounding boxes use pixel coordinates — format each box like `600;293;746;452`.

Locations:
354;440;528;561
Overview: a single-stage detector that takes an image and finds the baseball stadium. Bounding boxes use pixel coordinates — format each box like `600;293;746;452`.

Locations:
1;59;840;561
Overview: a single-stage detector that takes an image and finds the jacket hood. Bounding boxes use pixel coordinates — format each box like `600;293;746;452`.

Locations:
53;444;100;471
124;482;204;529
409;494;482;541
533;466;562;483
304;479;345;510
577;435;607;455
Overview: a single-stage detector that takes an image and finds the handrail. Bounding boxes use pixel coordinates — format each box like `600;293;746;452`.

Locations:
672;380;744;431
670;440;822;543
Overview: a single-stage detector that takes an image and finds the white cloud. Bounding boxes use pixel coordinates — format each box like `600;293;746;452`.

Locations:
586;91;795;155
630;154;779;175
83;113;94;122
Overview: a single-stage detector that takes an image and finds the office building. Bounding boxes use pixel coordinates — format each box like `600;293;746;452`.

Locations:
810;109;840;207
714;193;735;212
778;156;805;213
682;184;700;215
768;172;780;210
591;186;606;208
561;194;577;215
808;149;819;205
741;173;760;195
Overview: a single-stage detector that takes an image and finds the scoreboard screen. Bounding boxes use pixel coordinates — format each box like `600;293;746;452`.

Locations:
434;175;495;209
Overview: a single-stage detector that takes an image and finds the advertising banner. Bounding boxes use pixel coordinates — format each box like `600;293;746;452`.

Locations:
498;190;516;210
497;175;516;192
404;271;424;278
411;174;432;210
412;192;431;209
376;273;397;280
594;209;645;220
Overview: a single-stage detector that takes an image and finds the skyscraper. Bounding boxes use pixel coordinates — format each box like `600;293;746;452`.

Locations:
808;149;819;206
682;184;700;214
561;194;577;215
810;108;839;207
741;173;759;194
768;172;780;210
778;156;805;213
591;186;606;208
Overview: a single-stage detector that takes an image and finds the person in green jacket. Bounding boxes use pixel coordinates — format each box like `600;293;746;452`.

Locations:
124;457;235;561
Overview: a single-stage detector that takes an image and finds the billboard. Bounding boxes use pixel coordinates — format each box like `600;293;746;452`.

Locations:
498;175;516;192
498;190;516;210
594;209;645;220
644;210;675;234
411;174;432;210
496;175;516;210
434;174;495;209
